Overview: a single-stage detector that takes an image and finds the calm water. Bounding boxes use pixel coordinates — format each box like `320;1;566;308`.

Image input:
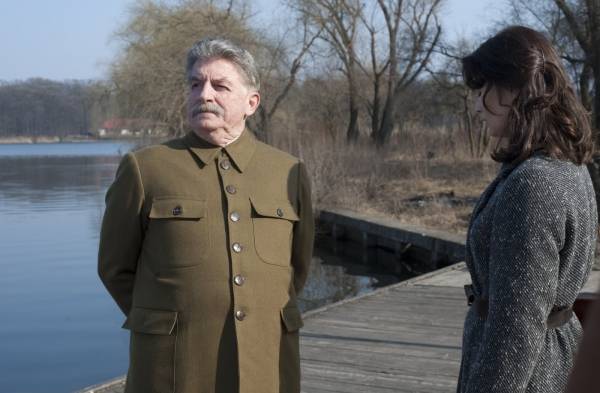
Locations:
0;142;399;393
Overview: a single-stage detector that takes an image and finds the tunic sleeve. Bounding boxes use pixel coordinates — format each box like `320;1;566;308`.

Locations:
465;169;566;392
98;152;145;316
291;161;315;293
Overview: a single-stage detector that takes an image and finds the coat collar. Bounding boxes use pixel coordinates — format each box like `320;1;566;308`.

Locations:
183;129;257;172
469;162;517;227
471;151;548;219
223;129;257;173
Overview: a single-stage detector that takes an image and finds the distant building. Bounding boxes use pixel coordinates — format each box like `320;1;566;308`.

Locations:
97;118;164;137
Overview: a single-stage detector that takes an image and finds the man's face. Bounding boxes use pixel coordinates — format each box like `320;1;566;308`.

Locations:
186;58;259;140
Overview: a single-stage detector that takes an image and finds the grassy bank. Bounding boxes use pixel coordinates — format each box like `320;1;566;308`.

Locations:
271;126;600;270
274;126;497;235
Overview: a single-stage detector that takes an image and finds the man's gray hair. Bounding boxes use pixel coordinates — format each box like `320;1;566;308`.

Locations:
186;38;260;91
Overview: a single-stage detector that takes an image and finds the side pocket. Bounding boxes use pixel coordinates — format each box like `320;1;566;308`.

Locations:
122;307;178;393
279;305;302;392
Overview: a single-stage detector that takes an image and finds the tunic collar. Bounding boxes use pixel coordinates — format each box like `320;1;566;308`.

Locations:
222;129;257;173
183;129;256;172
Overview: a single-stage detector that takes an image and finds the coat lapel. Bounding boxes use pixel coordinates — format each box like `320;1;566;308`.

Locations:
468;163;516;228
465;162;517;289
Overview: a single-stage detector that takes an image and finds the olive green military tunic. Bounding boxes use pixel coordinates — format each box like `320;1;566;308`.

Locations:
98;130;314;393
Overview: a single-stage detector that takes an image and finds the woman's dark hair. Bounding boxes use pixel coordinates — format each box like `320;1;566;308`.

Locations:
462;25;593;164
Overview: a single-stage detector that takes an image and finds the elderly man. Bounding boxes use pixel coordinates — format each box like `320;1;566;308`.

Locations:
98;38;314;393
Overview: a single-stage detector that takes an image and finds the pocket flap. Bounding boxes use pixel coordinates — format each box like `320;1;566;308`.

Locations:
122;307;178;335
149;198;206;219
280;306;304;332
250;197;299;221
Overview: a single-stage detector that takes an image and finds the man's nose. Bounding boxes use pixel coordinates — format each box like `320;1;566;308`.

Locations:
198;82;215;102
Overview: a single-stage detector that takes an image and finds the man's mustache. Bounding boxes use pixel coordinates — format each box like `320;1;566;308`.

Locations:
191;103;224;117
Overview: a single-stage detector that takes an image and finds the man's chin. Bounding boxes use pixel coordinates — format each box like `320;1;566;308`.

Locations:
193;128;231;147
191;119;220;133
193;127;216;137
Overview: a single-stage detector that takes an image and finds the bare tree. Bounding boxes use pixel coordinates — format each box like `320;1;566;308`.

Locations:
362;0;443;146
553;0;600;130
248;18;322;142
0;79;105;137
379;0;442;145
292;0;363;142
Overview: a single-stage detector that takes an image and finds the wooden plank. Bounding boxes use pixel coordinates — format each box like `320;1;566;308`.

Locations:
412;262;599;297
298;274;466;393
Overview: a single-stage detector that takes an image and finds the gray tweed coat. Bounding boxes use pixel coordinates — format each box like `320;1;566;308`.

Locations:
457;154;597;393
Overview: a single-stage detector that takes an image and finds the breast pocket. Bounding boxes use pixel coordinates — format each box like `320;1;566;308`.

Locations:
250;196;299;266
145;197;209;269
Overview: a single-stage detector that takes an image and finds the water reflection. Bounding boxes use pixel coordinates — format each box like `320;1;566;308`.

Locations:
298;243;400;312
0;143;402;393
0;151;127;393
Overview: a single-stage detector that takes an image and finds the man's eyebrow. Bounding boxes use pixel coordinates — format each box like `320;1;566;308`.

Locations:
211;77;231;85
188;76;203;83
187;75;231;85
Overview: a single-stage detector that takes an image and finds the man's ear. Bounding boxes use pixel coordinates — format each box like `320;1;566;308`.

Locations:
246;91;260;116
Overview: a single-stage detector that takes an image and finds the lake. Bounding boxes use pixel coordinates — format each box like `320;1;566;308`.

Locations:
0;142;400;393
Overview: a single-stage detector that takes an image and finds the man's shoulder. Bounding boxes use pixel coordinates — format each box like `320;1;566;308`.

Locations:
131;136;188;161
253;139;300;165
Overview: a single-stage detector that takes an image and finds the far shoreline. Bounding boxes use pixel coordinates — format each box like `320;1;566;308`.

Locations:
0;135;162;145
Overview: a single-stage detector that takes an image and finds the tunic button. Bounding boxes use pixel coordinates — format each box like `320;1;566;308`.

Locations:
232;243;243;253
172;205;183;216
230;212;240;222
226;185;237;194
220;160;231;170
235;310;246;321
276;208;284;217
234;275;245;286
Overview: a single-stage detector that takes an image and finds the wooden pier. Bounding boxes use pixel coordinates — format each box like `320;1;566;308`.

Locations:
316;209;468;281
80;262;599;393
299;262;469;393
300;263;599;393
80;210;599;393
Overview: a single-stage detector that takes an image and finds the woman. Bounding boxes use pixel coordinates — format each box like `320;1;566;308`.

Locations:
458;26;597;393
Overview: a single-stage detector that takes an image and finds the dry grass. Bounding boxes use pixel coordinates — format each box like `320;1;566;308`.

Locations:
274;125;498;235
272;126;600;270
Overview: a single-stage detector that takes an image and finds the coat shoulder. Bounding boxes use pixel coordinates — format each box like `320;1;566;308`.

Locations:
514;155;579;177
254;140;300;166
130;136;187;162
499;156;593;216
507;156;587;193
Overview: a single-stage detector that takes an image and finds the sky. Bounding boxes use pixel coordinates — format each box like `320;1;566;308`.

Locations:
0;0;509;81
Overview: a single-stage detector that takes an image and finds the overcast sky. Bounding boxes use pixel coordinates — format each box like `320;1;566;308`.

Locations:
0;0;508;81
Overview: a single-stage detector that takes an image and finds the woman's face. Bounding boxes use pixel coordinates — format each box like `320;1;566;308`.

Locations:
474;84;517;137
